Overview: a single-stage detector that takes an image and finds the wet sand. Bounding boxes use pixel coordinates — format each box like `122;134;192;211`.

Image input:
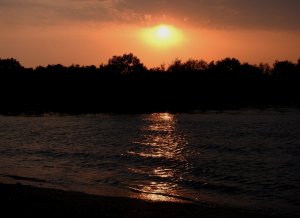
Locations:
0;182;283;218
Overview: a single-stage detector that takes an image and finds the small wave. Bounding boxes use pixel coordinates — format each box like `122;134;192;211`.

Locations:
2;174;47;183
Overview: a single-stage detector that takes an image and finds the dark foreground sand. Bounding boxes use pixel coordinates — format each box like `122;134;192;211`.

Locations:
0;183;283;218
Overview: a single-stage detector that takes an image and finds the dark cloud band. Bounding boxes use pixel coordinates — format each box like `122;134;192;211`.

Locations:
0;0;299;30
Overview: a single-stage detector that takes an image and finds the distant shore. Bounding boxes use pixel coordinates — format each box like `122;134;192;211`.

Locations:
1;56;299;115
0;182;285;218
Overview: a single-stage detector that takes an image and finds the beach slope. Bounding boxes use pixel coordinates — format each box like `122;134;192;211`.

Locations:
0;183;281;218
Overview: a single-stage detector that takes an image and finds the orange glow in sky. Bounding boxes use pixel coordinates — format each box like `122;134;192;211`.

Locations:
1;22;299;68
0;0;299;68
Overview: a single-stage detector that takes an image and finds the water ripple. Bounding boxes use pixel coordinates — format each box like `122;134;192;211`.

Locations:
0;109;300;216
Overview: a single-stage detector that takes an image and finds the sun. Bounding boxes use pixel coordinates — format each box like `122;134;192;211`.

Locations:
156;25;171;39
141;24;183;48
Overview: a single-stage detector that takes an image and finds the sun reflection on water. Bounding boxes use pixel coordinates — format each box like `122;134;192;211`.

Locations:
134;181;179;202
129;113;189;202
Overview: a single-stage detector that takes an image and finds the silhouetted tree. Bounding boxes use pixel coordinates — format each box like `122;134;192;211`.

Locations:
296;59;300;74
0;58;23;73
149;64;166;74
273;61;295;74
0;55;299;114
184;59;208;72
46;64;65;74
167;59;208;75
105;53;146;76
258;63;272;75
167;59;183;73
215;58;241;74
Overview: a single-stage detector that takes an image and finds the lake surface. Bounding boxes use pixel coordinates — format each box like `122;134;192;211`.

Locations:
0;108;299;216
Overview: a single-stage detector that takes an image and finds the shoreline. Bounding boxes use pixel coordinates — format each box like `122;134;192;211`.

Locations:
0;105;299;117
0;182;285;218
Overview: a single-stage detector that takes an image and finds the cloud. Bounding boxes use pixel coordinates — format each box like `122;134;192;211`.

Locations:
116;0;300;30
0;0;299;30
0;0;118;26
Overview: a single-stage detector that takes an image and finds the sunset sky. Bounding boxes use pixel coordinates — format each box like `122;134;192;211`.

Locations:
0;0;300;68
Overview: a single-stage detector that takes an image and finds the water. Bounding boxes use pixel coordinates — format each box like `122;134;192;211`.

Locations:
0;108;300;216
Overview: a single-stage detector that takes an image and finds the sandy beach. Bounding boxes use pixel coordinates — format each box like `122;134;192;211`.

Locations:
0;182;285;218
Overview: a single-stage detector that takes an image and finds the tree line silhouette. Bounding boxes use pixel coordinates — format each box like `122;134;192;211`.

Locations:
0;54;299;114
